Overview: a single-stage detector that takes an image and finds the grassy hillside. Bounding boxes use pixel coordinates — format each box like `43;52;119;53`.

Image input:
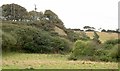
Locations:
2;22;119;69
86;32;118;43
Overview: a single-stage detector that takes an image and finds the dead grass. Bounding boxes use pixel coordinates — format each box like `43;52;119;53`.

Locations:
2;52;118;69
86;32;118;43
54;26;67;36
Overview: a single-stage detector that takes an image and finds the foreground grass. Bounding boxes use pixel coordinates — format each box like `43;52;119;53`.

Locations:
2;52;118;69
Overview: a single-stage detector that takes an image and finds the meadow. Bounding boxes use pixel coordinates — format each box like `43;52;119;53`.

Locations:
2;52;118;69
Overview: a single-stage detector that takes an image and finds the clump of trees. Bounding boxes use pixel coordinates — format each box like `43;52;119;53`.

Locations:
101;29;120;33
2;3;28;21
2;23;71;54
1;4;66;31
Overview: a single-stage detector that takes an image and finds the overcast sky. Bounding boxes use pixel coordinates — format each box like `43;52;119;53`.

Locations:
0;0;119;30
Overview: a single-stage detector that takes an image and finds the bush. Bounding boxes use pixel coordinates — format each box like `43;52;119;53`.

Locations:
104;39;120;45
2;32;17;51
22;32;53;53
68;40;86;60
66;30;80;42
68;38;120;62
79;32;90;41
94;43;120;62
108;44;120;61
65;30;90;42
68;40;98;60
51;37;71;54
20;29;71;53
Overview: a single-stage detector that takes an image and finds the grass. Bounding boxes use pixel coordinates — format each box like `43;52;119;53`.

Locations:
54;26;67;36
2;52;118;69
86;32;118;43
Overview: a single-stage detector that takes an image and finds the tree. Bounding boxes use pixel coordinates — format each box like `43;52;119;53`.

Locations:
2;3;28;21
28;11;44;21
83;26;95;31
93;31;101;44
101;29;106;32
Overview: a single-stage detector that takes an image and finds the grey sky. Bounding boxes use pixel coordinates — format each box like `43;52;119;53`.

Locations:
0;0;119;30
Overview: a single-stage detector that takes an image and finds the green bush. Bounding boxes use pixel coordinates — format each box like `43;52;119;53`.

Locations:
94;43;120;62
79;32;90;41
2;32;17;51
108;44;119;61
68;40;86;60
65;30;81;42
104;39;120;45
68;40;116;62
68;40;98;60
51;37;71;54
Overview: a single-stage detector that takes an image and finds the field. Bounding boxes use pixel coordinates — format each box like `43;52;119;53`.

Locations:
2;52;118;69
86;32;118;43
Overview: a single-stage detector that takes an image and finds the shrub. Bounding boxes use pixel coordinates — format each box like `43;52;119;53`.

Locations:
68;40;98;60
82;41;98;56
92;31;101;44
108;44;120;61
68;40;86;60
104;39;120;45
94;43;120;62
79;32;90;41
51;37;71;54
65;30;81;42
69;38;120;62
2;32;17;51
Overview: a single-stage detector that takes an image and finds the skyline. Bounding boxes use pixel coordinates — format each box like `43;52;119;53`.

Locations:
0;0;119;30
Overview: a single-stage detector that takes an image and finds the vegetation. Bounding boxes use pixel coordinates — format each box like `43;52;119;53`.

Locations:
2;23;71;54
68;38;120;62
2;52;118;69
1;3;119;69
2;3;28;21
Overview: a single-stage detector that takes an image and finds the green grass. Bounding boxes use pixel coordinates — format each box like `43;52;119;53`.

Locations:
2;52;118;69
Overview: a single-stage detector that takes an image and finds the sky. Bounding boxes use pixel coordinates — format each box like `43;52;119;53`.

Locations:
0;0;119;30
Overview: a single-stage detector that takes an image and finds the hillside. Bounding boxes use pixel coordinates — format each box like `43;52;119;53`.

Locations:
1;3;120;69
54;26;67;36
86;32;118;43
